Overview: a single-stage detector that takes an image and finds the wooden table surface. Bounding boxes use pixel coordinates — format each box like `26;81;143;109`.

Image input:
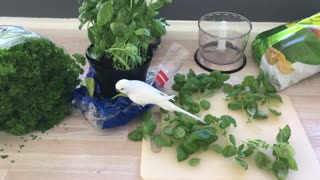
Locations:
0;17;319;180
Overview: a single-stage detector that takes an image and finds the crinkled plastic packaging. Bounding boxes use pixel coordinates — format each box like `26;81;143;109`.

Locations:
72;68;152;129
252;13;320;91
0;25;40;48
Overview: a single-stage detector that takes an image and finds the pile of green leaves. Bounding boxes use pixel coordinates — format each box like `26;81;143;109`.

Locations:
212;125;297;180
78;0;171;70
172;69;230;114
128;69;298;179
223;69;282;123
0;38;85;135
129;110;297;179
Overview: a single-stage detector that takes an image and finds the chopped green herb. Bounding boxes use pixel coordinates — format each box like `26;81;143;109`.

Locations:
200;100;211;110
188;158;201;166
1;155;8;159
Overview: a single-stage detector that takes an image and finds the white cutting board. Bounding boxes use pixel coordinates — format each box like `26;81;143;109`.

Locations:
141;92;320;180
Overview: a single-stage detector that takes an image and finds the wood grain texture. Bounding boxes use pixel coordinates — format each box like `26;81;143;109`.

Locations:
0;17;319;179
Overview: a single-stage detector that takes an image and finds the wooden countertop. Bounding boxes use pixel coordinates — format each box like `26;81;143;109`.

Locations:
0;17;319;180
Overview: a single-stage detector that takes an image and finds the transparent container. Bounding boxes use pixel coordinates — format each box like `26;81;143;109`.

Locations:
195;12;252;73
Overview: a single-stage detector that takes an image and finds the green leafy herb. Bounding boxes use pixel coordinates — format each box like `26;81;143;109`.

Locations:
269;108;282;116
0;38;84;135
128;128;144;141
177;144;188;162
255;151;272;170
276;125;291;143
200;100;211;110
0;155;8;159
188;158;201;166
225;69;282;123
174;127;186;139
127;70;298;180
78;0;171;70
153;135;172;147
172;69;230;112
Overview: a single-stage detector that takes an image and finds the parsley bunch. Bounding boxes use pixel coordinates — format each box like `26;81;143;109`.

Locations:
0;38;85;135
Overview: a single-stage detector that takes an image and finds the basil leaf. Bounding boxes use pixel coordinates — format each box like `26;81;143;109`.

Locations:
272;159;289;180
177;144;188;162
273;143;296;158
174;127;186;139
287;157;298;170
110;22;128;35
276;125;291;143
128;129;143;141
222;83;233;94
255;151;272;170
200;99;211;110
143;110;152;121
228;102;242;110
188;158;201;166
97;1;113;26
229;134;236;146
222;145;237;157
153;135;172;147
185;141;200;154
269;107;282;116
253;110;268;119
143;118;157;137
187;69;196;78
135;28;150;36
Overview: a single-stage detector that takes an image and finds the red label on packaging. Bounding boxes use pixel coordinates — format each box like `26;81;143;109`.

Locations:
156;75;165;87
158;70;169;81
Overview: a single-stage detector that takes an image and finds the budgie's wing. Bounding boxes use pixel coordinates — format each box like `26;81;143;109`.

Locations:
131;80;175;103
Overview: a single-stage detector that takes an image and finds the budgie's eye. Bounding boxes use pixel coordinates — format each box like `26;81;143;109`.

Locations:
120;88;124;91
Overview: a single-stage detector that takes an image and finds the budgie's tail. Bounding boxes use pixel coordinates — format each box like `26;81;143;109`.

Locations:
158;101;204;123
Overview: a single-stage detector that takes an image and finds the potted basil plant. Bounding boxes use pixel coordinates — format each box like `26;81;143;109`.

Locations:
78;0;171;98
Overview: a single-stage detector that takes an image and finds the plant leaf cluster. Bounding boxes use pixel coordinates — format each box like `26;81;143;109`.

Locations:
78;0;171;70
212;125;297;180
224;69;282;123
128;110;157;141
172;69;230;114
129;109;297;179
0;38;85;135
129;110;237;161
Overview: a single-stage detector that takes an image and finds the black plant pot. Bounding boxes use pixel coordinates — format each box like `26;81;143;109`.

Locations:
149;37;161;50
86;46;153;98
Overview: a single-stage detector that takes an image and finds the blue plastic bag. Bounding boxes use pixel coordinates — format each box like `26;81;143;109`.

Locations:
72;67;153;128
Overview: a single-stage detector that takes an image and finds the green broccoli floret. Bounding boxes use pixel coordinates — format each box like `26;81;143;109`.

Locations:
0;38;85;135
